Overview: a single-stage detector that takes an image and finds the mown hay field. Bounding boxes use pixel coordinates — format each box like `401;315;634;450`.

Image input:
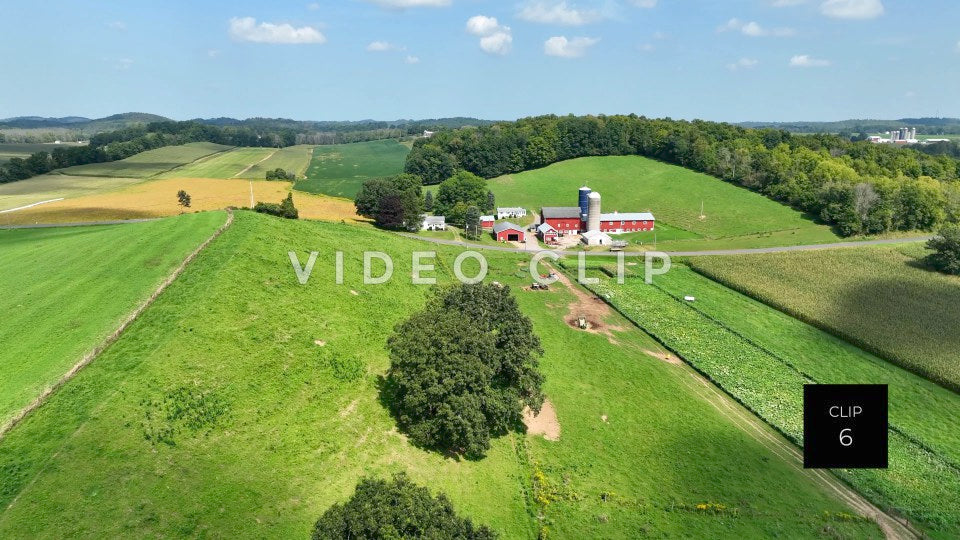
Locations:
489;156;841;249
0;177;361;225
60;142;232;178
158;147;277;179
591;269;960;537
295;139;411;198
0;212;227;429
0;212;880;538
688;244;960;392
238;145;314;179
0;174;143;212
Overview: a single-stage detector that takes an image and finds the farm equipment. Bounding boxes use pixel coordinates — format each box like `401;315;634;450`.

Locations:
576;316;588;329
531;282;550;290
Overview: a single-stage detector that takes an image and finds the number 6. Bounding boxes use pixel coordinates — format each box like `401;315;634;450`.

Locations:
839;428;853;447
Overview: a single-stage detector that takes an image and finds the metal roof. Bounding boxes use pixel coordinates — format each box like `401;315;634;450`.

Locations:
537;222;557;233
493;221;523;234
423;215;446;224
480;215;495;221
599;212;655;222
541;206;582;219
497;207;525;213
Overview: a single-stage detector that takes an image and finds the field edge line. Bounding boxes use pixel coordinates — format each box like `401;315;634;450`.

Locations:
0;209;235;442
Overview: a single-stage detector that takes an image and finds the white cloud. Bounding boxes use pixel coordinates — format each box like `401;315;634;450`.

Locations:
820;0;884;19
544;36;599;58
720;18;795;37
107;21;126;31
771;0;806;6
367;40;399;51
630;0;658;7
362;0;450;7
466;15;513;55
307;2;321;10
518;1;604;26
207;49;221;58
727;57;759;70
405;55;421;64
789;54;831;67
638;43;655;52
229;17;326;44
115;58;134;70
956;40;960;52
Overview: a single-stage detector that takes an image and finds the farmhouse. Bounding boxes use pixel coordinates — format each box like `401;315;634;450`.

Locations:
480;215;495;229
539;187;655;237
497;207;527;219
493;221;525;242
422;215;446;231
537;222;558;244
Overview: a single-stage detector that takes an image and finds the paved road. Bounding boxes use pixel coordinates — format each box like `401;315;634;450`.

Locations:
400;233;933;257
0;218;159;230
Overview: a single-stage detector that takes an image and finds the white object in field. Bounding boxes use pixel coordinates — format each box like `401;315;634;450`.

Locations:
684;295;696;302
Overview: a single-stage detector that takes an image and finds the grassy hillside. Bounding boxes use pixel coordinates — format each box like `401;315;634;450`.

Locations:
159;147;277;179
60;142;231;178
0;212;226;428
688;244;960;392
0;177;361;225
0;142;84;164
295;139;411;198
238;145;314;179
0;212;879;538
489;156;841;248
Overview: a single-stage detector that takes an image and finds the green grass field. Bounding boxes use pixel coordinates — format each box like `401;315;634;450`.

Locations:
0;142;84;164
238;145;315;179
0;212;880;538
295;139;411;198
688;244;960;392
0;174;147;212
60;142;232;178
489;156;841;249
591;268;960;537
0;212;226;429
157;147;278;179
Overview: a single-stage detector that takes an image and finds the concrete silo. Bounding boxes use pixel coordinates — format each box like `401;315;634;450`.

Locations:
578;186;591;220
587;191;601;232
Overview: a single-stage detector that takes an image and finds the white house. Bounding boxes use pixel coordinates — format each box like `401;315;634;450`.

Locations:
422;215;446;231
422;130;435;138
497;207;526;219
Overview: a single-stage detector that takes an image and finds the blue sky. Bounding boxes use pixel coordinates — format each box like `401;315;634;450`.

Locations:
1;0;957;122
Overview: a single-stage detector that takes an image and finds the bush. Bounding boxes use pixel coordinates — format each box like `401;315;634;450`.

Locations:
265;167;296;180
385;283;544;458
253;192;298;219
312;473;496;539
926;223;960;275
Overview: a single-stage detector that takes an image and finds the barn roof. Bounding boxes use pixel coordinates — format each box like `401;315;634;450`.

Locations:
599;212;655;222
423;215;446;225
541;206;582;219
480;215;495;221
537;222;557;233
493;221;523;234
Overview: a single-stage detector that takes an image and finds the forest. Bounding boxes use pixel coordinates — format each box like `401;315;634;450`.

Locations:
405;115;960;236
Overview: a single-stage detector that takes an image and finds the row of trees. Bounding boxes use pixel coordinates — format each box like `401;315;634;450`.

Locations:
253;193;299;219
354;173;424;231
406;115;960;236
264;168;296;180
0;121;301;184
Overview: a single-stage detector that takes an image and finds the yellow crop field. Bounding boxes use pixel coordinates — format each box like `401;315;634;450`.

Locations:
0;177;362;225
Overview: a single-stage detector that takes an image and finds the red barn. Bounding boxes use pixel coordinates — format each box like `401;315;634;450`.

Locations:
537;222;558;244
480;215;495;229
541;207;582;234
599;212;655;233
493;221;525;242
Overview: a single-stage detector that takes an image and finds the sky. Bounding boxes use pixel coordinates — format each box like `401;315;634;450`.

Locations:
0;0;958;123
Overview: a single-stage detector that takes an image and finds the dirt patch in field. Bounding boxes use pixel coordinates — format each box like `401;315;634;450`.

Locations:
550;268;624;341
643;349;682;365
523;399;560;441
338;399;359;418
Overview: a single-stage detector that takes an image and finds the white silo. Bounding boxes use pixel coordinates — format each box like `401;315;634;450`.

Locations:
587;191;601;232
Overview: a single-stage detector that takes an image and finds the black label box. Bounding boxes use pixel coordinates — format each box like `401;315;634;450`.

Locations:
803;384;888;469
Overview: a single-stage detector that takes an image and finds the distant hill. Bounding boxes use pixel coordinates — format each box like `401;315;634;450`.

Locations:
0;112;170;131
737;117;960;135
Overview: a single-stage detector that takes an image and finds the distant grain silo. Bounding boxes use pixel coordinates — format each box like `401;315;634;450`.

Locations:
587;191;601;232
578;186;591;220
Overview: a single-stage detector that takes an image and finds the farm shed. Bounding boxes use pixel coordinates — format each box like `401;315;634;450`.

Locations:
497;207;527;219
537;222;558;243
581;230;612;246
598;211;655;233
493;221;525;242
480;215;495;229
541;206;582;234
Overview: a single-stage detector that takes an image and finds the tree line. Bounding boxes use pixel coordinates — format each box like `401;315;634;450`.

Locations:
405;114;960;236
0;121;299;184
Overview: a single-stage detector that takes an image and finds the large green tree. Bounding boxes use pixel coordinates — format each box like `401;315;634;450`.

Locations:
926;223;960;275
354;173;424;231
385;283;544;458
434;171;488;224
313;473;496;540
